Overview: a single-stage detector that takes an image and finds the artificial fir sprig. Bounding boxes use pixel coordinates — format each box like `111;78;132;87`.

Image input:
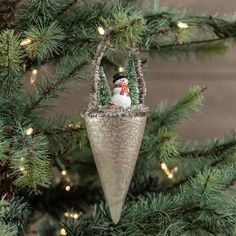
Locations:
63;166;236;236
0;30;24;75
23;21;65;62
162;132;236;192
143;127;179;161
147;85;206;132
11;134;51;190
24;53;91;115
0;196;31;236
180;131;236;159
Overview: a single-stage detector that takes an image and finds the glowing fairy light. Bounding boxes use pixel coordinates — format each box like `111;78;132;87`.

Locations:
64;212;69;217
173;167;178;172
68;123;80;129
75;123;80;129
20;166;25;172
20;157;25;161
161;162;178;179
73;213;79;219
30;69;38;85
177;21;189;29
61;170;67;176
168;173;174;179
59;228;67;235
64;211;80;219
118;67;125;73
161;163;168;171
98;26;105;35
65;185;71;191
68;123;74;128
20;38;32;46
26;128;33;136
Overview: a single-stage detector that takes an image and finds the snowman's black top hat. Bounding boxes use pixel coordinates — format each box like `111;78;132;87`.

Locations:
113;72;128;83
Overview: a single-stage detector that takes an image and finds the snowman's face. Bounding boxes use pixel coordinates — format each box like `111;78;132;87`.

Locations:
115;78;128;85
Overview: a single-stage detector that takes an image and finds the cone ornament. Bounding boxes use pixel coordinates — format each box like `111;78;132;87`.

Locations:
85;115;147;223
84;34;148;223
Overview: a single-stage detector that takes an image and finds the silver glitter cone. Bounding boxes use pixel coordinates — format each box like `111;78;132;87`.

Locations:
85;115;147;224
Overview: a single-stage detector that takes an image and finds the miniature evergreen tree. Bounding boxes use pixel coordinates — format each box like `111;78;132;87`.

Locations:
126;54;139;106
96;67;111;106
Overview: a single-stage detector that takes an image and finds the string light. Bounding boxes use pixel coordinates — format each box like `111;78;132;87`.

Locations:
75;123;80;129
118;67;125;73
30;69;38;85
168;173;174;179
98;26;105;35
61;170;67;176
65;185;71;191
59;228;67;236
161;163;168;171
26;128;33;136
173;167;178;172
68;123;80;129
64;212;80;219
177;21;189;29
64;212;70;217
20;157;25;161
68;123;74;128
161;162;178;179
19;166;27;175
20;38;32;46
73;213;79;219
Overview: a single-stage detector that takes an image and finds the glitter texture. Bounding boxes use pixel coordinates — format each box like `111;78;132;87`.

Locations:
85;115;147;223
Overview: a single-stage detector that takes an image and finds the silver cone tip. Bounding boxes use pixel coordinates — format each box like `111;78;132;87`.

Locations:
112;217;120;225
110;207;122;224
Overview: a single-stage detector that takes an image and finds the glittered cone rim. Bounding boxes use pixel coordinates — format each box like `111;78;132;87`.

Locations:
85;115;147;224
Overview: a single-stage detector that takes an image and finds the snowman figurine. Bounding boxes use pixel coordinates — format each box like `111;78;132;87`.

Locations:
112;72;131;108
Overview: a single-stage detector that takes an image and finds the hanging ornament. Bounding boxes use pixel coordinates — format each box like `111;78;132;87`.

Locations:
83;34;148;224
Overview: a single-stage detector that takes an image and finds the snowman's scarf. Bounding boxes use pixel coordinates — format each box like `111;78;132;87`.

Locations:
115;84;129;96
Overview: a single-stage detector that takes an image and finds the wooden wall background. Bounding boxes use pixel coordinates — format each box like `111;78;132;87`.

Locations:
27;0;236;141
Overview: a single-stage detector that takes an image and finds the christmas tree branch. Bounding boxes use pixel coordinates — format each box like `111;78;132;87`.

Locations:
0;30;24;123
180;131;236;159
5;35;15;118
40;126;81;136
147;86;206;133
147;37;227;51
24;61;88;115
180;140;236;159
166;149;234;192
64;166;236;235
0;196;31;235
158;131;236;193
56;0;78;19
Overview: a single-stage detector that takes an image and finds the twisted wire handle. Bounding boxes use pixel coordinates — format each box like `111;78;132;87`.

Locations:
90;36;146;105
89;33;110;104
131;47;146;104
